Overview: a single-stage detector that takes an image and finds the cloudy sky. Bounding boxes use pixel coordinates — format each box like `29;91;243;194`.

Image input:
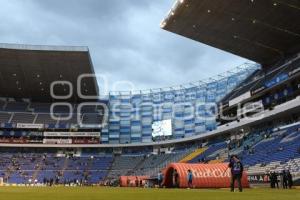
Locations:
0;0;249;93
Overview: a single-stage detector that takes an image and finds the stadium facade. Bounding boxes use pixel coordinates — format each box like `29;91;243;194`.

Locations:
104;63;258;144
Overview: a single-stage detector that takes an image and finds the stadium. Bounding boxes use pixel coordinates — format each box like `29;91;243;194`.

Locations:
0;0;299;199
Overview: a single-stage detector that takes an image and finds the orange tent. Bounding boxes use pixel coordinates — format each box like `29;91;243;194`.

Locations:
119;176;150;187
163;163;249;188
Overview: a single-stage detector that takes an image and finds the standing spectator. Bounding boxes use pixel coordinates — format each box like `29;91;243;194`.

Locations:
228;155;244;192
187;169;193;189
139;179;143;187
280;172;284;188
55;176;59;185
157;171;163;188
173;169;179;188
127;178;130;187
270;172;275;188
135;177;139;187
273;172;279;189
282;171;288;189
287;171;293;189
50;178;54;186
270;172;279;189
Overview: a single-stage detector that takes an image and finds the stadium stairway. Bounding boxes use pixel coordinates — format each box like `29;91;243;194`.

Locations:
128;156;148;176
60;157;69;179
3;155;20;183
103;156;116;181
179;147;208;163
31;157;46;182
188;142;228;163
3;165;14;183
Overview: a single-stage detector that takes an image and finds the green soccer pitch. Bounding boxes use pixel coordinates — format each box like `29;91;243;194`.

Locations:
0;187;299;200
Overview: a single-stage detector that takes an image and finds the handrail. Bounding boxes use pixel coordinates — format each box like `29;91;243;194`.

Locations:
108;63;259;95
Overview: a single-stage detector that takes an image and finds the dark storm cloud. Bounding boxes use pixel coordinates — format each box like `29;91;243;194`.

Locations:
0;0;249;93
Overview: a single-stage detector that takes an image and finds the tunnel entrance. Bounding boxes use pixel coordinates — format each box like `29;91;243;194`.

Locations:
164;167;180;188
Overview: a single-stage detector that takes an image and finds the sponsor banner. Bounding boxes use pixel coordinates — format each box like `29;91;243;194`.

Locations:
0;138;28;144
239;100;264;116
265;73;289;88
43;139;72;144
86;139;100;144
43;132;100;137
16;123;44;129
248;174;270;184
28;139;43;144
11;138;28;143
229;91;251;107
28;132;43;137
0;138;10;143
251;86;266;96
289;66;300;77
72;138;100;144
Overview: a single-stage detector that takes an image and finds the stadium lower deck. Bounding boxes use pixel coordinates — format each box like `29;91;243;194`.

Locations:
0;120;299;186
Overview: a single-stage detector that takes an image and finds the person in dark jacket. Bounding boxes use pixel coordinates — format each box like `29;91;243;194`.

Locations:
270;172;275;188
270;171;279;189
135;177;139;187
282;170;288;189
173;169;179;188
287;171;293;189
228;155;244;192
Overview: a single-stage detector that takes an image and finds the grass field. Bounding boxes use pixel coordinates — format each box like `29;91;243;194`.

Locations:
0;187;298;200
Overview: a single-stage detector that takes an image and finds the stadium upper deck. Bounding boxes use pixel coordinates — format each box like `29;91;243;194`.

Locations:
0;43;99;102
161;0;300;67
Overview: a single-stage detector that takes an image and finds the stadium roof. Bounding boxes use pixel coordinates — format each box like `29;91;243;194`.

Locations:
161;0;300;67
0;43;99;102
